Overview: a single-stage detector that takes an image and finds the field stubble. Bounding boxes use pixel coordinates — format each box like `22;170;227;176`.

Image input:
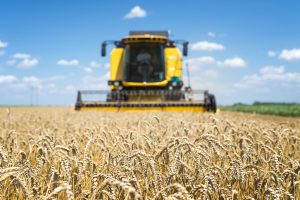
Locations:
0;107;299;199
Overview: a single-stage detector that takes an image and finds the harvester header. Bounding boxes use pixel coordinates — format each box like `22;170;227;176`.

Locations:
75;31;216;112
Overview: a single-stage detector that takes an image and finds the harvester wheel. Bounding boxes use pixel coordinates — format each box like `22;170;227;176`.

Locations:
209;94;217;113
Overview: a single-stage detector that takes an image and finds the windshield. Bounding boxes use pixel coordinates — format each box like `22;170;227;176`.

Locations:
123;43;165;82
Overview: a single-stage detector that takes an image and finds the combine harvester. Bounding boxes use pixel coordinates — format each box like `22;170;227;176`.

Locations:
75;31;216;112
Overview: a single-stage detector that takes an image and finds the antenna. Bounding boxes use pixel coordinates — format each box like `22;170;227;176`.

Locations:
30;86;33;106
168;30;174;38
36;87;39;106
29;86;39;106
186;62;191;88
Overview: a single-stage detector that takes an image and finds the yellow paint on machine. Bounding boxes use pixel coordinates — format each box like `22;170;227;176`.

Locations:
122;35;168;43
165;47;182;81
109;38;183;88
109;48;124;90
78;106;206;112
122;80;168;87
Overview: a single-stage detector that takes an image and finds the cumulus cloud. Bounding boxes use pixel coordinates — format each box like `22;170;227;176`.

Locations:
90;61;101;68
9;53;39;69
14;53;31;59
235;65;300;89
279;48;300;61
81;74;108;90
185;56;247;70
235;76;263;89
47;75;65;81
22;76;42;88
7;60;17;66
0;75;73;96
207;32;216;37
185;56;216;70
203;69;219;79
267;51;277;57
82;61;102;73
124;6;147;19
259;66;300;82
65;84;75;92
0;40;8;49
0;75;17;84
18;58;39;68
104;63;110;69
259;65;285;74
191;41;225;51
84;67;92;73
218;57;246;68
57;59;80;66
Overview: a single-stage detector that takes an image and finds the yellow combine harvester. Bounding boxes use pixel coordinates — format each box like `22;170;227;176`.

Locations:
75;31;216;112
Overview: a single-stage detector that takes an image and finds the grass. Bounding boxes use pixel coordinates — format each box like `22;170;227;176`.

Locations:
221;102;300;117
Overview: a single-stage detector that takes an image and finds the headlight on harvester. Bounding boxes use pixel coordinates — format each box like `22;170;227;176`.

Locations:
108;80;122;88
114;81;120;86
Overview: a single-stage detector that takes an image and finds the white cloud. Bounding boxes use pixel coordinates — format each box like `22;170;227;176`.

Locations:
22;76;42;89
235;65;300;89
23;76;40;83
260;65;285;74
185;56;246;71
203;69;219;79
0;75;68;94
90;61;101;68
191;41;225;51
46;83;56;90
207;32;216;37
47;75;65;81
218;57;246;68
84;67;93;73
17;58;39;69
0;40;8;49
7;60;17;65
81;72;110;90
81;75;105;90
184;56;217;72
14;53;31;59
259;66;300;82
65;84;75;91
57;59;80;66
0;75;17;84
104;71;110;79
9;53;39;69
104;63;110;69
267;51;277;57
187;56;216;64
82;61;102;73
124;6;147;19
279;48;300;61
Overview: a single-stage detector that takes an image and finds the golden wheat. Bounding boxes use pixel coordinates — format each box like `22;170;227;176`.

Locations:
0;107;299;199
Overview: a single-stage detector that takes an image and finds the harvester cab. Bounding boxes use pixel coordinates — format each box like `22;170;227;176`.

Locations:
75;31;217;112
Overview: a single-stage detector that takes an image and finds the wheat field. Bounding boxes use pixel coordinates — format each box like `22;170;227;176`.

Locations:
0;107;299;199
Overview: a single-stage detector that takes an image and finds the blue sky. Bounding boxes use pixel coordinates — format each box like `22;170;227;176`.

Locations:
0;0;299;105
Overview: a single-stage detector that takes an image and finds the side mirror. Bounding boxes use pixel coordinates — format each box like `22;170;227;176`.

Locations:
101;42;107;57
183;42;189;56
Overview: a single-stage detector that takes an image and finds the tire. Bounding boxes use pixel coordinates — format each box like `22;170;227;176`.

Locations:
209;94;217;113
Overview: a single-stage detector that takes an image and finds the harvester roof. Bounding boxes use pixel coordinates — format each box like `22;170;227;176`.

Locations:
122;31;169;44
